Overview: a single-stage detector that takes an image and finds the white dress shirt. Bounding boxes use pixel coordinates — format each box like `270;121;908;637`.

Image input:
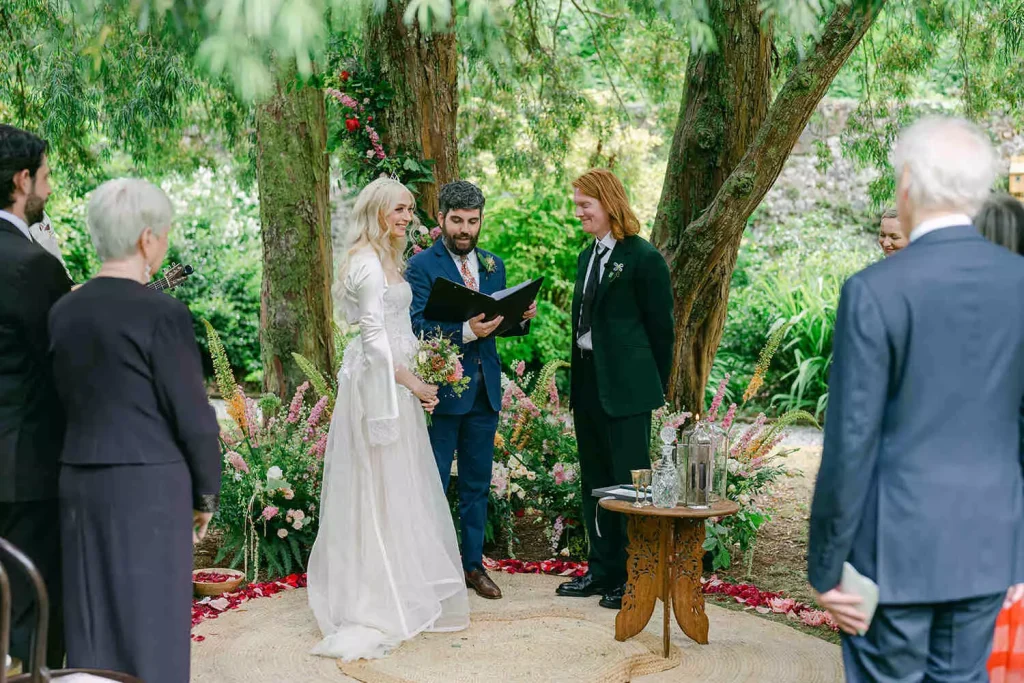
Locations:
0;209;32;241
577;232;618;351
446;246;481;343
909;213;972;243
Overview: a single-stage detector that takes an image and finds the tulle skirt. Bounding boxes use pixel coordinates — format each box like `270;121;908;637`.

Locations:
306;349;469;661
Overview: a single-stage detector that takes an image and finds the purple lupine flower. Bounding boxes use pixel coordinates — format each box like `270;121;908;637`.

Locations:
286;382;310;423
307;396;328;428
708;373;730;422
721;403;737;432
310;433;328;459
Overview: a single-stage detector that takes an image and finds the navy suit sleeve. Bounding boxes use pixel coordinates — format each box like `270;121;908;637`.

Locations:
406;255;462;341
808;276;889;593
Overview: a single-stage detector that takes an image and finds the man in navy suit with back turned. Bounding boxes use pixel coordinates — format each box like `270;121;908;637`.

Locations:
0;125;71;668
809;116;1024;682
407;181;536;600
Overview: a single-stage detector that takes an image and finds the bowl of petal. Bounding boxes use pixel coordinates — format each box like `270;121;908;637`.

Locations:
192;568;245;597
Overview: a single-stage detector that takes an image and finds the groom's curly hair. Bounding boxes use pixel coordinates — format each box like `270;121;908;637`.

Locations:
439;181;486;216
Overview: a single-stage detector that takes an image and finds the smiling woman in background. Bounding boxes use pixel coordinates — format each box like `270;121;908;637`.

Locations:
878;207;907;256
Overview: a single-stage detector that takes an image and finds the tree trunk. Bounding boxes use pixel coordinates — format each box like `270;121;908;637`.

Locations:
651;0;772;415
363;3;459;219
256;69;335;399
652;0;883;414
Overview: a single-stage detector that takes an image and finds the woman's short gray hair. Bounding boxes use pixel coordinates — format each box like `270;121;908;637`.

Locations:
880;207;898;221
889;116;997;216
87;177;174;261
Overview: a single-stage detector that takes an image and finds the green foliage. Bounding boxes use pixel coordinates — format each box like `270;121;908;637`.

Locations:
716;212;877;417
477;191;589;369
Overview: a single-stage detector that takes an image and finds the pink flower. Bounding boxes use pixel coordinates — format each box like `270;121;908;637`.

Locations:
282;488;295;500
429;227;442;241
548;379;560;411
767;597;795;614
732;412;766;457
309;433;328;459
708;373;730;422
552;462;567;485
261;505;278;521
721;403;737;432
665;411;693;430
326;88;361;111
226;451;249;474
287;382;310;423
799;610;828;627
277;528;288;539
412;245;423;254
307;396;328;427
519;397;541;418
515;361;525;377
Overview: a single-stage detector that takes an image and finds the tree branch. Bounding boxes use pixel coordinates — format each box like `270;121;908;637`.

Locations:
671;0;885;272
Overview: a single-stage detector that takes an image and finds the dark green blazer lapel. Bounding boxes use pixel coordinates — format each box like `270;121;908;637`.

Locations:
571;242;594;333
594;236;634;310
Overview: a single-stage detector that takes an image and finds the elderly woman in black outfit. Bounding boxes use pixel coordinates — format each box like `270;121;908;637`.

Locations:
48;178;221;683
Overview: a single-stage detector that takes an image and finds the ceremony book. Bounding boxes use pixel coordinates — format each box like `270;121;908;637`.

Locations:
424;276;544;337
841;561;879;636
591;484;650;501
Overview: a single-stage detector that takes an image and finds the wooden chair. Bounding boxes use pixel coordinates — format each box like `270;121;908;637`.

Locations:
0;537;141;683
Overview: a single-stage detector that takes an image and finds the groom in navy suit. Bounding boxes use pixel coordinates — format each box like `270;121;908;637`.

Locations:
407;181;535;600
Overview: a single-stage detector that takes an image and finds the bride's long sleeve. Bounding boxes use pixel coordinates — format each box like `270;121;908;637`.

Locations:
349;258;400;447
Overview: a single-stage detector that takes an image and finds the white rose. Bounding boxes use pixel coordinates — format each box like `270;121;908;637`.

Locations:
293;520;303;530
267;466;283;480
526;471;536;481
516;490;525;500
560;547;570;557
277;528;288;538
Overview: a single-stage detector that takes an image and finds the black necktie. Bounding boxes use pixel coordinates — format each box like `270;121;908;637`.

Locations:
578;244;608;339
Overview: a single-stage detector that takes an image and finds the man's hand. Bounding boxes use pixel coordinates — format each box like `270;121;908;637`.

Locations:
468;312;504;338
813;586;868;635
522;301;537;321
1005;583;1024;608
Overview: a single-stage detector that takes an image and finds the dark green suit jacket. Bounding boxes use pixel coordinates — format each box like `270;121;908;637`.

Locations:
570;234;675;418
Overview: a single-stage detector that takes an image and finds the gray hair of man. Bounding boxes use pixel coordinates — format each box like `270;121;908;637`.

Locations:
889;116;997;221
87;177;174;261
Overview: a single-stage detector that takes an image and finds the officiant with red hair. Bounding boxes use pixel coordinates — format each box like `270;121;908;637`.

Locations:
556;168;675;610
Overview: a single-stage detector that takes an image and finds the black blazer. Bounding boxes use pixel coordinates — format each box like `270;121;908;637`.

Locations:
0;217;72;502
48;278;221;509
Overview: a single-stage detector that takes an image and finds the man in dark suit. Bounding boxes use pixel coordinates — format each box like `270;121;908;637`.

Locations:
809;116;1024;682
556;168;674;610
407;180;535;600
0;125;71;667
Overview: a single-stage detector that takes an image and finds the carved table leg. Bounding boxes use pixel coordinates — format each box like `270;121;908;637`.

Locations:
671;518;709;644
615;515;661;642
658;518;672;657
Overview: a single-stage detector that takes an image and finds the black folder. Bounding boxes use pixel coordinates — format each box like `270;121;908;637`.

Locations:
424;277;544;337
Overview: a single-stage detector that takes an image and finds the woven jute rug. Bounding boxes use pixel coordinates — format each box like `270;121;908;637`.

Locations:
191;572;842;683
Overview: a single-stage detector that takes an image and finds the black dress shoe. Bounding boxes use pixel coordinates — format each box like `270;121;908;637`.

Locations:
556;573;611;598
599;584;625;609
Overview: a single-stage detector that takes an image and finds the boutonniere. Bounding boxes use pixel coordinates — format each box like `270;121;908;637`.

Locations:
481;254;497;275
608;262;624;282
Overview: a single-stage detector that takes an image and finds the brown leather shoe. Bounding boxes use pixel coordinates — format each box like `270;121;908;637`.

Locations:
465;569;502;599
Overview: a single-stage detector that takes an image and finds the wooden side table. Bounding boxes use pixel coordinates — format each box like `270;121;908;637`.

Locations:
598;498;739;658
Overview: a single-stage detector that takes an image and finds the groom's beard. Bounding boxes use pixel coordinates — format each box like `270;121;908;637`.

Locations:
442;226;478;256
25;193;45;226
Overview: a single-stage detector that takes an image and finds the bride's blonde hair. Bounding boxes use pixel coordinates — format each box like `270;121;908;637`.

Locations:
334;178;416;303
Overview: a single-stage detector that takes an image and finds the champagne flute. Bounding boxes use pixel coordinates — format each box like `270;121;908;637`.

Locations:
639;469;653;507
630;469;645;508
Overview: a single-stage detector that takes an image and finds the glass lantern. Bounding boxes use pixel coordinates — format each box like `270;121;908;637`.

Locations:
708;421;730;501
680;420;714;508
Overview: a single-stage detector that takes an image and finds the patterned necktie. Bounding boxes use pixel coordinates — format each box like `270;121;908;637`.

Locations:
459;255;478;291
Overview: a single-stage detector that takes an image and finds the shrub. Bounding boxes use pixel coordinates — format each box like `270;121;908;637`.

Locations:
205;323;328;580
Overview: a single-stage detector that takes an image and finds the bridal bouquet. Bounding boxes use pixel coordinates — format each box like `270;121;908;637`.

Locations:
414;333;471;423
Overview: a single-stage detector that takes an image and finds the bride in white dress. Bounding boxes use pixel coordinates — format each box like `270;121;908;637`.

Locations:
307;178;469;660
